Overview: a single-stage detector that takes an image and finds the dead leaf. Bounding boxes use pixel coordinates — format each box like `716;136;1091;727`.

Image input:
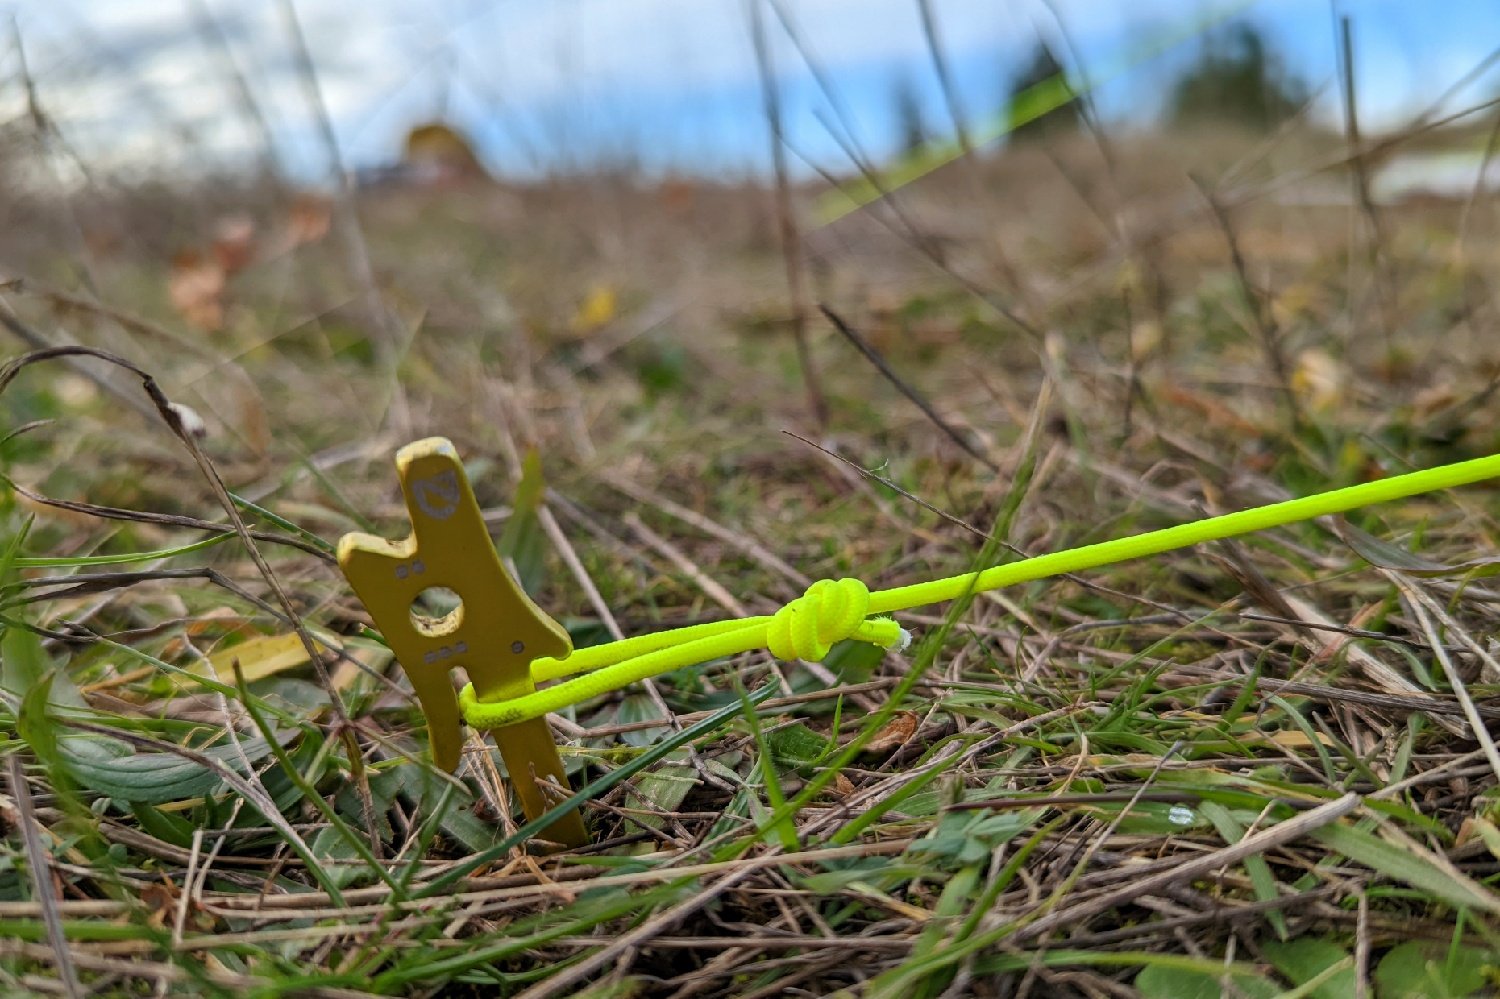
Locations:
285;194;332;248
1129;319;1163;361
1292;349;1345;411
1271;279;1321;327
138;881;179;930
211;214;256;275
863;711;918;754
1413;384;1459;418
168;249;226;332
1161;385;1264;436
1464;816;1500;862
573;283;618;334
232;376;271;460
208;632;333;683
1267;729;1330;749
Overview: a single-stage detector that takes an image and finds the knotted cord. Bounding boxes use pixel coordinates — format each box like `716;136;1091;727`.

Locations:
460;450;1500;730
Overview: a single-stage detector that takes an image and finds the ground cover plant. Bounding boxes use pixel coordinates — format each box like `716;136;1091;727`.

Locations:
4;43;1500;998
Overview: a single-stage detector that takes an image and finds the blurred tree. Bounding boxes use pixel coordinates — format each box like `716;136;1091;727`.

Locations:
1005;41;1082;142
893;77;929;158
1168;21;1308;131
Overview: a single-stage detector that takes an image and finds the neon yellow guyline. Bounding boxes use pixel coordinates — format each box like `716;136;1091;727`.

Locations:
459;451;1500;730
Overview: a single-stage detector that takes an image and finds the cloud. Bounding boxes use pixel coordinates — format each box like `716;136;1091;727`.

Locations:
10;0;1500;178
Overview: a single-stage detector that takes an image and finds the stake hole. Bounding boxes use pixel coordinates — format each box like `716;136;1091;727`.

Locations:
410;587;463;637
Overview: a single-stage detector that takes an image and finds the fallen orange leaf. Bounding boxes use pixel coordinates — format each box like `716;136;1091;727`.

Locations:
168;249;226;332
864;711;918;754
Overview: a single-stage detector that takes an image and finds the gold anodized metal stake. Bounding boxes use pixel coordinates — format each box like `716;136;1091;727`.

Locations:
337;438;587;846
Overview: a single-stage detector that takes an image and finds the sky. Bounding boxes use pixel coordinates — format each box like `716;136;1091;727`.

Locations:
6;0;1500;183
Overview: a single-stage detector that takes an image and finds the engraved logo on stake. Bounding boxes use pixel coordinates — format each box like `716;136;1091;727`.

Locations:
412;471;460;521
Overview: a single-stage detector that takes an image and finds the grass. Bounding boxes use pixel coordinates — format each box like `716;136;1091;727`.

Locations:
3;125;1500;997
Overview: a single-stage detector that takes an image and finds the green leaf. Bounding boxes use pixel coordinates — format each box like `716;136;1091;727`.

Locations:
434;798;504;854
902;864;981;982
629;760;697;814
1311;822;1500;914
1263;938;1356;999
310;824;366;890
336;763;399;844
1337;522;1500;578
1;620;85;709
1088;799;1209;836
59;733;277;804
385;759;499;854
14;670;109;862
1375;941;1498;999
10;534;233;568
908;808;1043;867
565;978;650;999
766;722;827;768
1136;964;1279;999
819;638;886;685
254;677;335;713
16;672;71;797
1199;800;1286;939
129;802;197;849
742;690;798;850
259;728;329;813
615;693;671;749
0;523;83;713
798;863;927;894
496;448;548;594
624;749;697;832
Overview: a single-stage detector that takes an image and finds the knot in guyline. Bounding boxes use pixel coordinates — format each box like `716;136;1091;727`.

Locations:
766;578;905;661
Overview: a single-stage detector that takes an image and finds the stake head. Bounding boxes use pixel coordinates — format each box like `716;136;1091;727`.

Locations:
337;437;586;845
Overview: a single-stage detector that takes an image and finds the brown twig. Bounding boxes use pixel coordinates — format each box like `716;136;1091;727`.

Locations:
4;568;289;621
0;299;157;422
817;304;997;470
748;0;828;430
5;755;83;999
2;476;334;563
1336;15;1393;350
1191;178;1301;431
